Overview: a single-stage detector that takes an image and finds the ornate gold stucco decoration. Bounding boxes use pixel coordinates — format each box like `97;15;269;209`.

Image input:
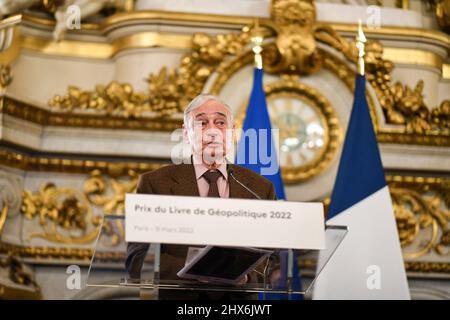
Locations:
19;167;139;246
435;0;450;33
49;30;252;117
48;81;160;118
0;64;12;94
0;254;42;299
21;182;102;244
263;0;322;74
365;41;450;134
263;0;357;75
83;168;138;246
388;176;450;259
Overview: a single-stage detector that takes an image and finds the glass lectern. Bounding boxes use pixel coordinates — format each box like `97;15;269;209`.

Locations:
86;215;347;300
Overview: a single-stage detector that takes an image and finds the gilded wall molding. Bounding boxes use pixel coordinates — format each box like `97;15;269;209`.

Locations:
0;206;7;235
0;254;42;299
11;30;449;76
404;261;450;274
18;170;136;246
18;31;193;59
0;241;122;262
2;11;447;73
443;64;450;79
0;172;22;236
1;96;182;131
387;175;449;263
21;183;102;244
19;11;450;48
382;47;443;71
0;15;22;65
0;148;164;175
435;0;450;32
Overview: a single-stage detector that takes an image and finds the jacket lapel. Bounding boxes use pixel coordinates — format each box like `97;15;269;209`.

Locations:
169;164;200;197
168;162;253;199
228;164;254;199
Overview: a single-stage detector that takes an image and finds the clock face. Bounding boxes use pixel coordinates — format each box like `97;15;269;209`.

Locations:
236;81;340;183
268;95;327;169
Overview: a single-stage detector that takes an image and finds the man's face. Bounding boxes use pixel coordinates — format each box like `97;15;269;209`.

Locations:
184;100;234;165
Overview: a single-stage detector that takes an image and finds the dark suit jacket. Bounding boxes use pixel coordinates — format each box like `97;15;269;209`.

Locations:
125;162;277;299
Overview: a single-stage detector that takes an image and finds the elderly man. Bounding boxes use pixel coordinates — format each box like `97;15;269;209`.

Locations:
125;94;277;300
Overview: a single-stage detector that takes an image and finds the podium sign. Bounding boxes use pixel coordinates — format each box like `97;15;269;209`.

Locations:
125;193;325;250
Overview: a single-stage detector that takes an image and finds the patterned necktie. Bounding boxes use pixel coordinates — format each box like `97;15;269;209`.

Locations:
202;170;222;197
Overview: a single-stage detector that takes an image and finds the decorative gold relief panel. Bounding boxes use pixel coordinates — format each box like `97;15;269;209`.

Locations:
388;175;450;263
21;183;101;244
19;168;140;246
0;254;42;299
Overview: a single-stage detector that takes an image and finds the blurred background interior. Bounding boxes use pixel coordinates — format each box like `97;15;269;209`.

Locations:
0;0;449;299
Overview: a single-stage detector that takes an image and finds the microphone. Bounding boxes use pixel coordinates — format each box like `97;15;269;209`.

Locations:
227;168;261;200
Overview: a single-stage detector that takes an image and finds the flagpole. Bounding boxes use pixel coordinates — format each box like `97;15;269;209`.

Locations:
356;20;367;76
251;19;264;70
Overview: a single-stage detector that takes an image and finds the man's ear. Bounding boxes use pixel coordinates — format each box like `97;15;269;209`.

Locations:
182;124;190;144
231;123;236;143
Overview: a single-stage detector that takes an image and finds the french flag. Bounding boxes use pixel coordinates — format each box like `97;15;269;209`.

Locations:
313;75;410;299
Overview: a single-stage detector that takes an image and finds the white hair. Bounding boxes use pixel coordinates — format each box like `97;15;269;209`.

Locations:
183;94;234;128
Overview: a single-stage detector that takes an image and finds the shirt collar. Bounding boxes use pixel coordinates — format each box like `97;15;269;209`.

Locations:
193;160;228;181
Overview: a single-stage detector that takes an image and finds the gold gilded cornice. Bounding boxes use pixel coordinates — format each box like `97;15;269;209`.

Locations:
377;131;450;146
20;34;112;59
1;96;182;131
0;18;22;65
0;241;122;262
330;22;450;47
21;13;98;30
16;31;449;74
17;11;450;59
20;11;450;48
383;47;443;71
444;64;450;79
20;31;192;59
111;31;192;55
404;261;450;274
0;148;165;175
